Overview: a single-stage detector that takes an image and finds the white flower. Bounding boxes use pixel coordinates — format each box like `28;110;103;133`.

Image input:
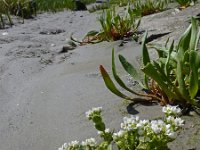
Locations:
97;131;103;135
165;124;171;130
85;107;102;118
162;106;167;113
58;143;67;150
105;128;110;133
166;131;177;139
165;124;177;138
166;116;175;122
162;105;181;116
98;128;110;135
93;107;102;112
136;120;149;128
113;130;126;139
68;140;79;148
174;117;184;127
138;128;144;135
82;138;97;147
63;143;68;148
151;120;165;134
86;110;93;118
151;124;162;134
121;116;139;130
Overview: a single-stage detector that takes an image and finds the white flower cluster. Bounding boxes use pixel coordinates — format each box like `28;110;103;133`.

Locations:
162;105;181;116
59;105;184;150
58;138;97;150
58;140;79;150
85;107;102;118
166;116;184;128
113;105;184;141
97;128;111;135
81;138;97;147
121;116;140;130
150;120;165;134
165;124;177;139
150;119;178;138
113;130;126;140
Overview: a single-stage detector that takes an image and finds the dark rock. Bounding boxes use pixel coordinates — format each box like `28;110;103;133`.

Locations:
39;29;65;35
74;0;87;11
96;0;107;3
60;46;76;53
11;0;37;19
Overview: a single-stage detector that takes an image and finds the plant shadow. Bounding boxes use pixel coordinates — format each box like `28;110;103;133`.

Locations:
126;98;158;115
139;32;171;44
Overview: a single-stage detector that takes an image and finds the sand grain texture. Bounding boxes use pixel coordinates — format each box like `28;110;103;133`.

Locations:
0;4;200;150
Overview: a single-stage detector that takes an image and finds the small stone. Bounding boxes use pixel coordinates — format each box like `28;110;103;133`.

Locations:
60;45;76;53
189;111;196;116
174;8;180;13
2;32;8;36
51;43;56;47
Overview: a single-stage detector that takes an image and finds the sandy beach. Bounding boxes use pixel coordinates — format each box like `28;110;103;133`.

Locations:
0;3;200;150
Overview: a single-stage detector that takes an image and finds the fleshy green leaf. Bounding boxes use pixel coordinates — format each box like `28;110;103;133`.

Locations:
176;58;190;100
118;54;145;89
142;31;150;66
111;49;142;96
85;30;99;37
189;51;200;98
141;63;177;100
142;32;150;89
177;23;192;59
165;40;174;76
189;17;200;51
99;65;132;100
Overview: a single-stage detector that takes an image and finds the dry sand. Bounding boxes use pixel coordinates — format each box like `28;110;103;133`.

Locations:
0;3;200;150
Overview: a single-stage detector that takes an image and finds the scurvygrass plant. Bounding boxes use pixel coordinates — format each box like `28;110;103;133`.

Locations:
133;0;169;16
81;0;96;5
0;0;13;28
88;3;109;13
0;0;95;28
175;0;197;8
0;0;37;26
58;105;184;150
109;0;135;7
36;0;95;12
100;17;200;112
71;5;140;44
10;0;37;23
35;0;75;12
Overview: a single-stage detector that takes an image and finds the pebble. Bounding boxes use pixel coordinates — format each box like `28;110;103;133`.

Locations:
2;32;8;36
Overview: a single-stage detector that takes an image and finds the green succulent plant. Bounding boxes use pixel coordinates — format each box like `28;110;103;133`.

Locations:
0;0;96;28
10;0;37;23
175;0;197;8
100;17;200;112
88;3;109;13
109;0;135;7
71;5;140;44
35;0;75;12
133;0;169;16
0;0;13;28
0;0;38;27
